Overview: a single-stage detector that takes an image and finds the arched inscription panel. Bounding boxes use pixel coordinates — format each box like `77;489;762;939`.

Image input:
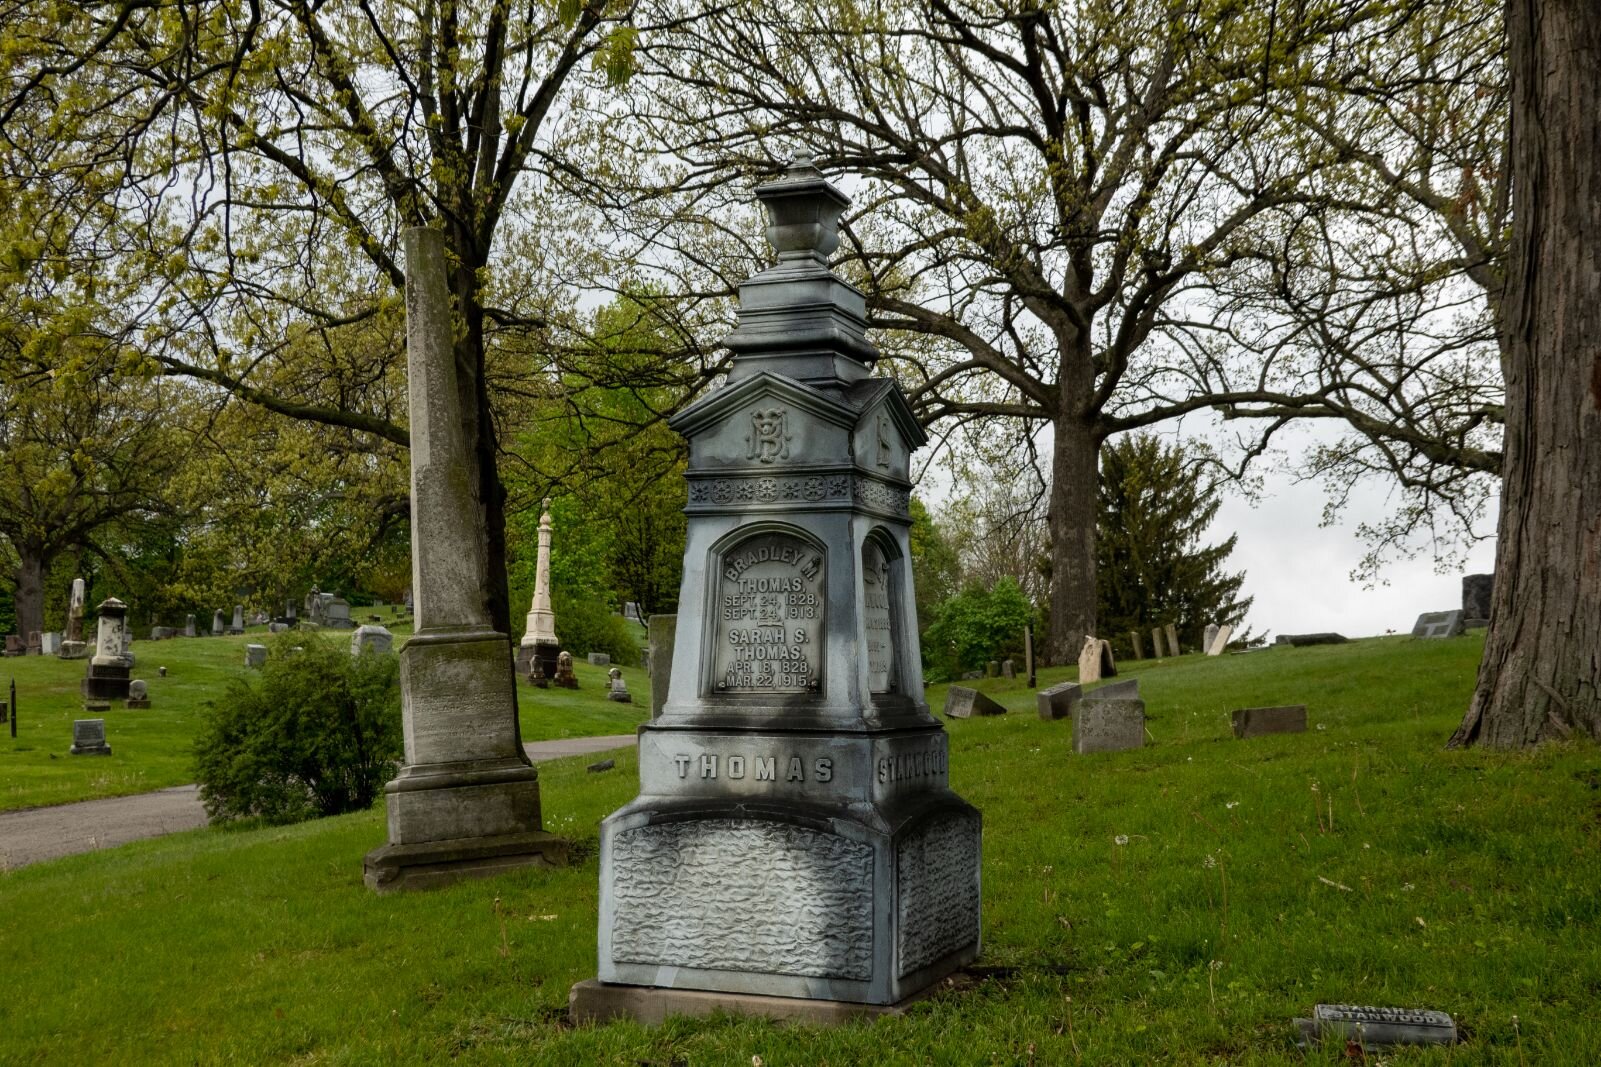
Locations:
713;531;824;694
862;538;898;695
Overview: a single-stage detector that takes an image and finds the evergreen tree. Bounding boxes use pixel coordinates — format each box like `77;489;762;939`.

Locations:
1096;435;1251;655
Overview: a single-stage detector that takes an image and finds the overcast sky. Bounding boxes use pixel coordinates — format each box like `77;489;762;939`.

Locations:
917;418;1499;642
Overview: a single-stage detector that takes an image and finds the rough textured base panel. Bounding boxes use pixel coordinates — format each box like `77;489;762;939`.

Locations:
568;979;943;1027
896;813;981;977
611;819;874;980
362;830;567;893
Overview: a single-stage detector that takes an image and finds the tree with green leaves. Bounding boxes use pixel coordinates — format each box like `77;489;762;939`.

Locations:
0;0;706;636
1096;433;1250;654
594;0;1495;665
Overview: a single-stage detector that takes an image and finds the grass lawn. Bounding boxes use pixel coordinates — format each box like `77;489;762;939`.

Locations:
0;624;648;812
3;634;1599;1064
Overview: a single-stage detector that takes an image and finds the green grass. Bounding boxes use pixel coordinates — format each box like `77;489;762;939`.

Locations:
3;634;1600;1064
0;624;648;812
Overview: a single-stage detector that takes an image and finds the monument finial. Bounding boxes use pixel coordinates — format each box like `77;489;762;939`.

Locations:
755;150;849;259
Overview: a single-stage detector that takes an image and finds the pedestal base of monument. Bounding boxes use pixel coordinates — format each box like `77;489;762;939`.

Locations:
58;641;88;660
363;828;567;893
81;664;131;701
568;977;949;1027
364;629;568;892
593;786;982;1007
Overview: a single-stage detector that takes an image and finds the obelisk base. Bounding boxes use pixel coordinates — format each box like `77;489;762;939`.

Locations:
363;630;567;892
568;979;945;1028
364;827;567;894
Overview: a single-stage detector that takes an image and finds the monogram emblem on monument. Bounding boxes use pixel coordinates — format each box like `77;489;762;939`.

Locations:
746;407;792;463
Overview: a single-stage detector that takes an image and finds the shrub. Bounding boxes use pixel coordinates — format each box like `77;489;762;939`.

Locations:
550;592;643;664
193;634;402;825
921;578;1038;682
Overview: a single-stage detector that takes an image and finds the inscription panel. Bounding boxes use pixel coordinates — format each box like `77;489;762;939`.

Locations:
863;540;897;694
638;732;867;800
713;532;824;694
612;819;873;979
896;813;981;977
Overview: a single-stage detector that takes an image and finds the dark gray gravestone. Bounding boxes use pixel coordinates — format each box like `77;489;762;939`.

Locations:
944;685;1006;718
1000;659;1015;680
126;679;151;709
1231;705;1307;738
588;652;611;667
1073;681;1144;753
1275;632;1349;646
1037;681;1080;720
70;718;112;755
1461;572;1493;622
1410;610;1465;639
1296;1004;1457;1047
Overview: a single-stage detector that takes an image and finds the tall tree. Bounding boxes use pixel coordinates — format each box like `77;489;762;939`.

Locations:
1450;0;1600;747
0;0;672;635
0;342;185;636
602;0;1465;660
1096;433;1250;651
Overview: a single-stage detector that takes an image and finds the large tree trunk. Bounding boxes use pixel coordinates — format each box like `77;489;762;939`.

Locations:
12;546;45;638
1450;0;1601;747
1046;414;1098;664
446;237;514;640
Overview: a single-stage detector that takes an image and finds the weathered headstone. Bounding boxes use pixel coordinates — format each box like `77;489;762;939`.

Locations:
326;598;354;629
587;652;611;667
1295;1005;1457;1048
212;609;225;636
516;499;561;682
40;632;61;656
1151;626;1167;658
647;614;676;719
1128;630;1144;660
1231;705;1307;738
25;631;42;655
1000;659;1015;680
70;718;112;756
350;624;393;656
126;679;151;709
1078;635;1103;684
1164;623;1180;657
1275;632;1348;646
1073;680;1145;754
553;650;579;689
3;634;22;657
606;667;632;703
1207;624;1234;656
573;157;980;1024
81;598;133;701
228;604;245;635
1461;573;1493;624
184;614;197;638
362;227;565;894
1203;624;1219;655
245;644;267;668
944;685;1007;718
985;660;999;678
1037;680;1080;721
66;577;87;643
268;622;290;634
1410;610;1464;639
623;601;643;623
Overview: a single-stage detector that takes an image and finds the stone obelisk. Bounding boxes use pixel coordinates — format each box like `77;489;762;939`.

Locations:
516;500;561;684
362;227;566;893
59;577;89;659
571;154;981;1023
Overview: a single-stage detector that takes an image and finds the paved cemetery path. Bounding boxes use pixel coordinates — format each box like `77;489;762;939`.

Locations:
0;734;637;872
